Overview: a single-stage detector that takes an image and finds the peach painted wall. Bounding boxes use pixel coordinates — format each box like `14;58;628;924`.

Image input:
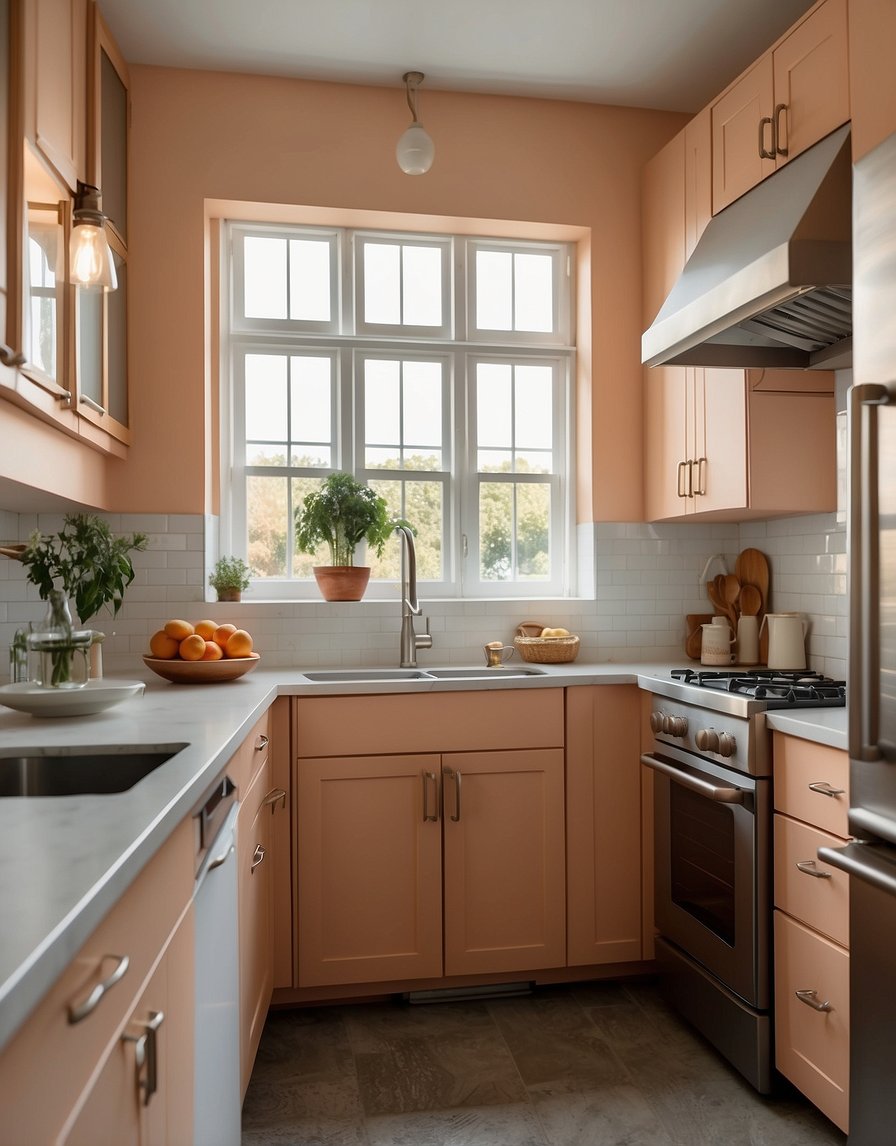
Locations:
110;66;685;521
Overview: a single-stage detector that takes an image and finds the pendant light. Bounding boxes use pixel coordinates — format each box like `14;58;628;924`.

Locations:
396;71;435;176
69;181;118;291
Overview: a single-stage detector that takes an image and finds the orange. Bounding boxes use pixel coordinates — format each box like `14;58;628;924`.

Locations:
194;619;217;640
164;618;194;641
179;634;206;661
213;623;238;647
224;629;253;658
201;641;224;661
149;630;179;659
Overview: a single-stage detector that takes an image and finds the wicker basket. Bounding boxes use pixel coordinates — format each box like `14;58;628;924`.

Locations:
513;622;580;664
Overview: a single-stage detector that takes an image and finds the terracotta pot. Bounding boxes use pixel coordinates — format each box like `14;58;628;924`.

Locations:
215;588;241;602
313;566;371;602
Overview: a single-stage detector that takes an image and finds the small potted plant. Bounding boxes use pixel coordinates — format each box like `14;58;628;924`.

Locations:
294;471;409;601
209;555;251;602
12;514;146;687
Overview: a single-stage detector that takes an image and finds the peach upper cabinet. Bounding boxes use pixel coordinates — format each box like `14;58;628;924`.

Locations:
712;0;849;213
848;0;896;163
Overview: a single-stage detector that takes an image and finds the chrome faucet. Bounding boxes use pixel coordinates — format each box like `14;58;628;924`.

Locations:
395;524;432;668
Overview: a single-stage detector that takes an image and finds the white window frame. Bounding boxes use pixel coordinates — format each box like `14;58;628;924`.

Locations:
221;222;576;600
353;231;453;340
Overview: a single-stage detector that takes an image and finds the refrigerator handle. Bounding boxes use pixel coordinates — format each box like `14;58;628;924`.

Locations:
848;383;890;763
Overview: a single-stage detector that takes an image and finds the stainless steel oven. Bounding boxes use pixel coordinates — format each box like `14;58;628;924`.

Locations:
640;670;845;1096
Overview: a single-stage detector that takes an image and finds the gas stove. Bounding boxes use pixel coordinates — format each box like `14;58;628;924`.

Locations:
645;667;846;719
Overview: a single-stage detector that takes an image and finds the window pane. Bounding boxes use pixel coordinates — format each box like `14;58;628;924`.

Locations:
245;354;287;443
292;476;328;576
244;237;287;319
514;364;553;451
289;239;331;321
402;245;442;327
478;449;512;472
476;250;512;330
477;363;512;448
369;479;443;581
290;356;332;447
365;359;401;445
479;480;551;581
514;253;553;332
247;475;289;576
479;482;513;580
517;482;551;579
363;243;400;324
403;361;442;449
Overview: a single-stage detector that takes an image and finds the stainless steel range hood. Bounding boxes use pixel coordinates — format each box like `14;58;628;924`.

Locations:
642;124;852;371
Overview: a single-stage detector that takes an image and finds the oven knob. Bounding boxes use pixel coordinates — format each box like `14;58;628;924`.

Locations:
717;733;737;758
650;711;665;734
695;728;720;752
667;716;689;738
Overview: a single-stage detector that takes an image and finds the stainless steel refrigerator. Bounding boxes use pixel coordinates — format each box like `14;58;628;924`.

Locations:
820;128;896;1146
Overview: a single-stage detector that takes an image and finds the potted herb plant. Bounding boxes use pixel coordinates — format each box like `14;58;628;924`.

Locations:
13;514;146;687
209;555;251;602
294;471;409;601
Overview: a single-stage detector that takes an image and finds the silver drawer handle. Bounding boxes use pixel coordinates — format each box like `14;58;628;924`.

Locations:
795;988;834;1013
261;787;287;813
123;1010;165;1104
796;860;833;879
251;843;266;872
68;953;130;1024
254;734;269;751
808;781;845;798
207;842;235;873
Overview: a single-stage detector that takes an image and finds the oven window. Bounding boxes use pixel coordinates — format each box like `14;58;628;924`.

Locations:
669;783;736;946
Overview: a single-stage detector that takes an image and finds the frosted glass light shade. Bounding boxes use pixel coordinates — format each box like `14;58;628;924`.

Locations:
70;223;118;291
396;122;435;175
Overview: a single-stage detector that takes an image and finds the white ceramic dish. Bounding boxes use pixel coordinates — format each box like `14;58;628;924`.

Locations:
0;679;145;718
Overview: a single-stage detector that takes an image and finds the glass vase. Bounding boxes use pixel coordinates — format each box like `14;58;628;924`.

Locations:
27;591;92;689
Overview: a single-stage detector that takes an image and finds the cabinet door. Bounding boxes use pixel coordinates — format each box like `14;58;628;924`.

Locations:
566;687;642;965
25;0;87;193
442;748;566;976
712;55;775;213
696;367;748;513
644;366;688;521
297;754;443;987
773;0;848;171
641;127;685;326
684;107;712;258
849;0;896;162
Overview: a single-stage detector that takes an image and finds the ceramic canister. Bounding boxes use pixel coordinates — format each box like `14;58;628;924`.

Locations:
701;622;736;666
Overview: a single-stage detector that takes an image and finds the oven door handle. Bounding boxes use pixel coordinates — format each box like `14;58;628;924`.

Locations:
640;753;746;804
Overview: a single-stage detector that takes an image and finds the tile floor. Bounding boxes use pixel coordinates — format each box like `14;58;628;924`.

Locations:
241;978;847;1146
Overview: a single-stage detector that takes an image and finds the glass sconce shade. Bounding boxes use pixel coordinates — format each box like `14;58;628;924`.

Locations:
396;123;435;175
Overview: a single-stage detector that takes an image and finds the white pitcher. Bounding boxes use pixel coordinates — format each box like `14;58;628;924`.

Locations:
736;615;759;665
760;612;808;670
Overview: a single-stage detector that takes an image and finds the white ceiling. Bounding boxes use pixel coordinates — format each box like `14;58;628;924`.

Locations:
96;0;816;114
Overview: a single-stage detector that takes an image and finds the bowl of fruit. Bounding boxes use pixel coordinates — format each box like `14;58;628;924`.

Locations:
143;619;260;683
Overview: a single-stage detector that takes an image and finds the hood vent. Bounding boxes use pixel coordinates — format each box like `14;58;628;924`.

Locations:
642;124;852;370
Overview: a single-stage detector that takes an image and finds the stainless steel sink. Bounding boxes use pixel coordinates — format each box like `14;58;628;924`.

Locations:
0;745;188;797
425;667;546;679
302;669;432;682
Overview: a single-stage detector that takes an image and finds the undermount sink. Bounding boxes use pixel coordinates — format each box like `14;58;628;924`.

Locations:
0;744;188;798
302;669;432;682
425;667;546;679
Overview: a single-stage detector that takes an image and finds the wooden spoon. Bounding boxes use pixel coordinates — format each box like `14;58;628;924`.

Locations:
722;575;741;623
735;549;770;607
739;583;762;616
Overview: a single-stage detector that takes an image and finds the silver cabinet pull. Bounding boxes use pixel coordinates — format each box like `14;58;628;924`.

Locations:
123;1010;165;1104
207;843;234;872
261;787;287;813
758;115;775;159
773;102;789;156
695;457;707;496
677;461;688;499
254;733;269;752
251;844;266;872
422;771;438;822
808;781;845;798
795;989;833;1013
79;394;106;415
68;954;130;1024
444;767;462;822
796;860;832;879
640;753;745;804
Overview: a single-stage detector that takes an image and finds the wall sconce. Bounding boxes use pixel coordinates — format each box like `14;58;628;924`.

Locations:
396;71;435;176
69;181;117;291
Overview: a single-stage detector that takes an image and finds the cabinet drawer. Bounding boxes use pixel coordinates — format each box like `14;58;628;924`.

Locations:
0;817;193;1145
295;689;565;757
773;733;849;837
774;910;849;1133
229;707;273;795
774;814;849;946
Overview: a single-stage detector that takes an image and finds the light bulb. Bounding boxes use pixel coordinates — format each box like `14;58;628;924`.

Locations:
396;123;435;176
70;223;117;291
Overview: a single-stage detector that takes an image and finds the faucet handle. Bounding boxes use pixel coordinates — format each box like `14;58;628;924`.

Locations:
416;617;433;651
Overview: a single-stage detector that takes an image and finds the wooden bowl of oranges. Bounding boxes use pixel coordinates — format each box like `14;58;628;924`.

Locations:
143;619;260;683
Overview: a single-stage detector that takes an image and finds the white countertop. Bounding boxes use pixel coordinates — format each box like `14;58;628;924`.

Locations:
765;707;848;751
0;660;847;1052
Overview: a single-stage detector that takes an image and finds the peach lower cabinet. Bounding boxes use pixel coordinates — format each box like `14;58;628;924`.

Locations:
285;685;645;999
773;731;850;1133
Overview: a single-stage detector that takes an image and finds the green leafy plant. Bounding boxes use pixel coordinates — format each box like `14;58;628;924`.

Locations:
209;555;252;594
20;514;147;625
294;472;410;567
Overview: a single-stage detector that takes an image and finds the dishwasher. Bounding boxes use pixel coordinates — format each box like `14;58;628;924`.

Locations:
193;774;241;1146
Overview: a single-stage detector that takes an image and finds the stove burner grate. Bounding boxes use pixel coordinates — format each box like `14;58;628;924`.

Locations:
670;668;846;708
